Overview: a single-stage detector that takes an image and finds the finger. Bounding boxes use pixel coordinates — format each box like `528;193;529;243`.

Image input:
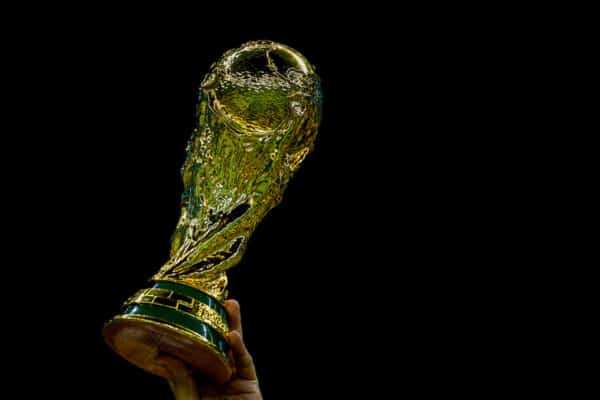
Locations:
155;355;200;400
229;330;257;380
224;299;242;337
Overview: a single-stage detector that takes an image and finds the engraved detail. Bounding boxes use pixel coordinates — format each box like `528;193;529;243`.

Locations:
127;288;228;336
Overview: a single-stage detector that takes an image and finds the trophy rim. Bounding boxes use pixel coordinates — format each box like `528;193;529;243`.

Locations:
103;314;233;383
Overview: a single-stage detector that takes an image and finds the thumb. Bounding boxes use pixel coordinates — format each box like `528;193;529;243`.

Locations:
229;330;257;380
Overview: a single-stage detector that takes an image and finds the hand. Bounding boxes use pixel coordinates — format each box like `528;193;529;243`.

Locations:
156;299;263;400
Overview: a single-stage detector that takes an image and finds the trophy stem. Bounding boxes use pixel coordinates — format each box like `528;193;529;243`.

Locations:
103;281;232;384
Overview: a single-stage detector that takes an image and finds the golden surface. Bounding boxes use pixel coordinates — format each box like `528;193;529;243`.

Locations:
104;40;320;384
149;40;321;299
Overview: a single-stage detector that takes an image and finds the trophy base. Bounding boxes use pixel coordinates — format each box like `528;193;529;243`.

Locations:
103;281;233;385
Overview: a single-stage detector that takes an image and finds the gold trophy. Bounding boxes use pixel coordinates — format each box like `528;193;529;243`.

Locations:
103;40;322;384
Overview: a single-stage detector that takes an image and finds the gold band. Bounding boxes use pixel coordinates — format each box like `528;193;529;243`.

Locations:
126;287;229;336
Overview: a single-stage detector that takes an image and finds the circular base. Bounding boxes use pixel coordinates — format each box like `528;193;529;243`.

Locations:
103;315;232;385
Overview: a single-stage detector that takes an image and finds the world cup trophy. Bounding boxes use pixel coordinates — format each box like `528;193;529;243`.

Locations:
103;41;322;384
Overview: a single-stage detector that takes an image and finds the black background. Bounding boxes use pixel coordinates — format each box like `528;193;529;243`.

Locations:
5;7;514;399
